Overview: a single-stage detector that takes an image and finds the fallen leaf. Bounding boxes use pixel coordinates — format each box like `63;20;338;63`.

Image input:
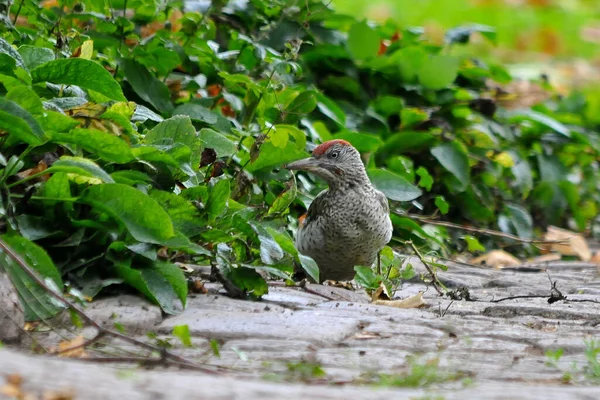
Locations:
590;252;600;265
527;253;562;264
543;226;591;261
487;79;550;109
43;389;75;400
470;249;521;268
351;331;383;340
55;335;88;358
373;292;427;308
370;281;391;302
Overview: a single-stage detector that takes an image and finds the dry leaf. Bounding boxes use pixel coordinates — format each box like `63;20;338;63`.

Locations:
373;292;427;309
543;226;591;261
16;160;49;182
351;331;382;340
43;389;75;400
55;335;88;358
487;79;550;109
589;252;600;265
470;250;521;268
527;253;562;264
370;281;391;302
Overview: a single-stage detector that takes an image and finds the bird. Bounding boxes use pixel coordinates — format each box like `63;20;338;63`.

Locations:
285;139;393;282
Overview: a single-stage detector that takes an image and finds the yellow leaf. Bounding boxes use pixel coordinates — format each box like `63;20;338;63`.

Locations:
543;226;591;261
80;40;94;60
373;292;427;308
493;151;514;167
471;250;520;268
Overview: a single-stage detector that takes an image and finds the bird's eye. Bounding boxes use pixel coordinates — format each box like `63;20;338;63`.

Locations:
329;151;339;159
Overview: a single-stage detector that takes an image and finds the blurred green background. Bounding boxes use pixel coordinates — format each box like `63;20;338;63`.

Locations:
331;0;600;89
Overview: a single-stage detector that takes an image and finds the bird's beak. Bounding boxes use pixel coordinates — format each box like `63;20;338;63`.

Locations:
284;157;319;172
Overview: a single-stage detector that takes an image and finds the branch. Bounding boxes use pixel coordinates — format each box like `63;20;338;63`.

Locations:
405;240;445;296
398;212;568;244
0;238;220;375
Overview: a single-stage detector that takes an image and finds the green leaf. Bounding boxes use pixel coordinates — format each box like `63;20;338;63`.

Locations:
173;103;218;124
269;126;289;148
249;221;284;265
0;98;46;146
0;235;65;321
505;203;533;239
32;58;126;101
150;190;204;237
416;167;433;191
382;131;436;154
509;110;570;137
286;91;317;116
206;179;230;221
247;142;309;172
353;265;379;290
44;172;71;201
199;129;237;157
6;86;44;115
463;235;485;252
431;142;470;190
18;45;55;70
316;93;345;126
334;132;383;153
146;115;200;155
392;46;427;82
559;181;585;231
267;177;297;215
113;261;186;315
418;55;459;90
367;169;422;201
51;128;134;163
152;261;187;308
80;183;176;244
347;21;380;60
121;58;172;113
299;254;319;283
229;266;269;297
173;325;193;347
400;107;429;129
0;38;27;70
47;156;114;183
435;196;449;215
38;111;80;134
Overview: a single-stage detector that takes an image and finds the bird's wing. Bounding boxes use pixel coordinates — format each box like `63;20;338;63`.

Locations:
374;189;390;214
296;190;328;249
304;189;328;226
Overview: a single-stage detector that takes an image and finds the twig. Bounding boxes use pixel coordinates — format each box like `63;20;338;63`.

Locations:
405;240;444;296
398;212;568;245
490;294;550;303
0;237;220;375
491;277;566;304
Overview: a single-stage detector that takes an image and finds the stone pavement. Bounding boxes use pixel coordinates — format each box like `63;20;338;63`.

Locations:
1;257;600;399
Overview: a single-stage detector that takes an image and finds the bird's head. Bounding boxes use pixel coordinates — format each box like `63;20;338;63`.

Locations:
284;140;368;187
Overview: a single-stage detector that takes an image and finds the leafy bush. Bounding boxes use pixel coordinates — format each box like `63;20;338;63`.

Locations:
0;0;598;318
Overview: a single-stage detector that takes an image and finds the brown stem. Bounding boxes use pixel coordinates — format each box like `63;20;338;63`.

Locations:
398;212;568;245
0;237;220;375
406;240;445;296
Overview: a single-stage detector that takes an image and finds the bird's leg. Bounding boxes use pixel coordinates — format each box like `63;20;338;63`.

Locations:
377;252;382;276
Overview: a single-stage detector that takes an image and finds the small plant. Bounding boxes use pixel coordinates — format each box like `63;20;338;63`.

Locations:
544;339;600;384
545;348;564;368
362;355;470;388
583;339;600;383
